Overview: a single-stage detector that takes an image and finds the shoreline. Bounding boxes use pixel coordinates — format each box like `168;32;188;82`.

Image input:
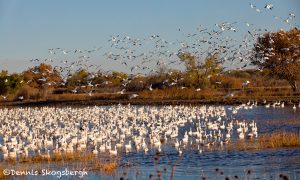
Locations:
1;96;300;107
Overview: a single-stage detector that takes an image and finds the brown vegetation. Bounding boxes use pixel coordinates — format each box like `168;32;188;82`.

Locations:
252;28;300;91
2;150;118;178
95;162;117;174
228;131;300;150
0;166;4;180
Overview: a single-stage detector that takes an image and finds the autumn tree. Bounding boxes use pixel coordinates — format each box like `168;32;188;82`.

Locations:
177;51;197;72
252;28;300;91
23;63;62;98
198;54;222;88
178;51;222;88
200;53;222;77
177;51;199;87
66;69;90;93
110;71;128;86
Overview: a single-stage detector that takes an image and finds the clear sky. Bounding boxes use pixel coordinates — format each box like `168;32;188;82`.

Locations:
0;0;299;73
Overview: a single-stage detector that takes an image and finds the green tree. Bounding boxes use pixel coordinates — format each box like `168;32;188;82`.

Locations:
110;71;128;86
177;51;197;72
177;51;199;87
0;71;24;95
67;69;89;88
178;51;222;88
200;53;222;77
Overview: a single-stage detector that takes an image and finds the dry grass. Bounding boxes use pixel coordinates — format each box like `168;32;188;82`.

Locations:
95;162;117;174
139;87;225;100
1;151;119;178
42;86;300;103
16;151;102;164
2;84;300;106
0;166;4;180
228;131;300;150
263;131;300;148
47;92;127;101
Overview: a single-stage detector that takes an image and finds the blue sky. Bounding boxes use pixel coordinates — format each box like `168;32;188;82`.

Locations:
0;0;299;73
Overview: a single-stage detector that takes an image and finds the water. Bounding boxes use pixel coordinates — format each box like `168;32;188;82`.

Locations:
233;106;300;134
116;148;300;180
1;105;300;180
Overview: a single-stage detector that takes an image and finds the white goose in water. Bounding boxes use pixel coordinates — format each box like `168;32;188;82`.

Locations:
238;132;245;139
109;146;117;156
92;146;98;155
0;105;257;161
178;147;182;155
125;141;132;152
182;132;189;144
174;139;180;148
99;144;106;153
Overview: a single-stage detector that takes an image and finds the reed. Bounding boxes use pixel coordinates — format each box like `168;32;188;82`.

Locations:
139;87;225;100
0;166;4;179
228;131;300;150
1;151;119;179
95;162;117;174
2;151;118;173
15;151;109;164
47;92;127;101
263;131;300;148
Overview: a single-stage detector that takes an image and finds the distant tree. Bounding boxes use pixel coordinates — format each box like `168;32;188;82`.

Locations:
0;71;24;95
110;71;128;86
177;51;197;72
196;54;222;88
0;71;9;94
66;69;89;88
200;53;222;77
153;63;169;80
126;75;146;91
23;63;62;98
252;28;300;91
177;52;222;88
177;51;199;87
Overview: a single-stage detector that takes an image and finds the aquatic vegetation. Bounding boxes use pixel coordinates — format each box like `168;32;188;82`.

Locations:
16;151;96;164
95;162;117;174
2;151;118;179
262;131;300;148
228;131;300;150
0;166;4;179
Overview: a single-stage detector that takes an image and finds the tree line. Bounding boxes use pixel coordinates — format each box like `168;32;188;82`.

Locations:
0;28;299;101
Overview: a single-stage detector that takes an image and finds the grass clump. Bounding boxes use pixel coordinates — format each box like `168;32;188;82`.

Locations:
263;131;300;148
95;162;117;174
228;131;300;150
0;166;4;180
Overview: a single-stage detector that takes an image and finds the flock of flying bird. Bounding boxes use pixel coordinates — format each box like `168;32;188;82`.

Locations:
0;104;258;161
10;1;296;98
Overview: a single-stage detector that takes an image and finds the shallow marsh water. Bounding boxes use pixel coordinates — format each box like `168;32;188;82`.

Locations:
1;105;300;180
